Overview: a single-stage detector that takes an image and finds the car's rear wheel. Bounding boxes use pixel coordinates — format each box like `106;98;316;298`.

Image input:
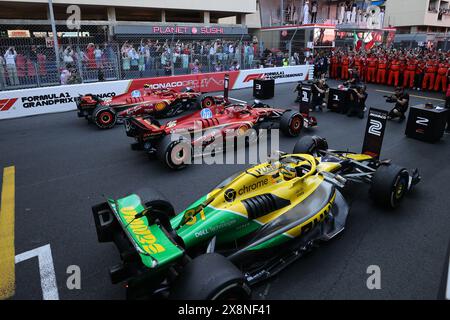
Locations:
169;253;251;300
136;188;176;232
135;188;175;217
280;111;304;137
370;164;410;209
293;135;328;155
92;106;117;129
157;134;192;170
200;96;215;109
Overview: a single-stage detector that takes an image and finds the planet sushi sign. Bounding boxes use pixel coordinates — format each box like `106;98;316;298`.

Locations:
115;24;247;36
152;26;225;35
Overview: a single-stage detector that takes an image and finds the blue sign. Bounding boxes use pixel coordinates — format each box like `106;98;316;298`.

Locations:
200;108;213;119
131;90;141;98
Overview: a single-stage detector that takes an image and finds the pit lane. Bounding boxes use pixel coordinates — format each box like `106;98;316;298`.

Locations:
1;81;449;300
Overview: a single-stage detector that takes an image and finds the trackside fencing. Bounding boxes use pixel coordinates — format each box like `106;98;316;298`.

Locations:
0;65;313;120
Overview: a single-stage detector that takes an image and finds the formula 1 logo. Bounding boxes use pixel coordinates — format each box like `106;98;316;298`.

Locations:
0;98;18;111
243;74;265;83
368;119;382;136
416;117;429;126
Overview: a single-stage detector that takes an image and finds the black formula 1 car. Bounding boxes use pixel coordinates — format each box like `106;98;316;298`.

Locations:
92;108;420;300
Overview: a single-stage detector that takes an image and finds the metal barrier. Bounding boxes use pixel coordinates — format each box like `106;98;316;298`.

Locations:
0;23;287;92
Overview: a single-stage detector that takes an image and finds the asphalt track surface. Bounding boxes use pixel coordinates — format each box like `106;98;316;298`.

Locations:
1;81;449;300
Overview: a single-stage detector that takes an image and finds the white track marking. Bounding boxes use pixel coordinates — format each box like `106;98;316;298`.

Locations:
446;255;450;300
15;244;59;300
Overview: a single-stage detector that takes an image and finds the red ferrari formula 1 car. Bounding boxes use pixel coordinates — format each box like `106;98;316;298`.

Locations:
76;85;225;129
124;75;317;170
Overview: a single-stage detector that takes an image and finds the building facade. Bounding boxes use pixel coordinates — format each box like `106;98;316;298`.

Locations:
383;0;450;49
0;0;256;41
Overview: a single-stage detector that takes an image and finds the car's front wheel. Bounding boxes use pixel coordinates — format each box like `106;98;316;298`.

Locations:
280;110;304;137
370;164;410;209
293;135;328;155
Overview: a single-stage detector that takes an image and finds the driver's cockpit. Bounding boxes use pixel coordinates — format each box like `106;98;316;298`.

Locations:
143;85;175;97
277;155;315;181
225;104;251;118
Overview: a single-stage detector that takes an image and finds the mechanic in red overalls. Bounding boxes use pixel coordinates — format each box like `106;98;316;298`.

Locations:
331;53;339;79
434;58;449;92
403;55;417;89
366;54;378;83
354;54;362;80
414;58;425;91
359;53;367;82
398;55;407;88
422;57;438;91
341;53;350;80
377;54;388;84
348;52;355;74
388;55;400;87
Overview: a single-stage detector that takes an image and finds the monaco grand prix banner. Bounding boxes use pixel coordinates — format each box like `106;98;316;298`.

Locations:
0;65;312;120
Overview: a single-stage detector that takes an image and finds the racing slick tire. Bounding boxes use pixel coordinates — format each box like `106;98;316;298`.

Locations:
293;135;328;155
199;95;215;109
280;110;304;137
136;188;176;218
370;164;410;209
92;106;117;129
169;253;251;300
157;134;192;170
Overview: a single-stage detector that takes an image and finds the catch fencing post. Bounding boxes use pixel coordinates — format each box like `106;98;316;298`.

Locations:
48;0;61;75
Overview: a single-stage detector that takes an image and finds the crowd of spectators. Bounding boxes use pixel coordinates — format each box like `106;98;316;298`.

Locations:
9;36;448;93
1;46;49;87
1;37;316;89
118;38;256;75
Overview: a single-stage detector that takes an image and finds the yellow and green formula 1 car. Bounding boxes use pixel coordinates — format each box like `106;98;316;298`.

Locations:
92;109;421;300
